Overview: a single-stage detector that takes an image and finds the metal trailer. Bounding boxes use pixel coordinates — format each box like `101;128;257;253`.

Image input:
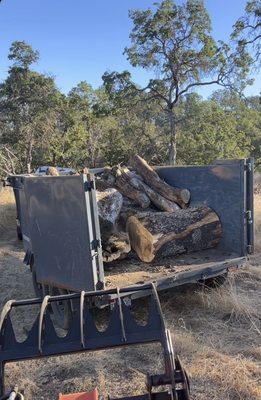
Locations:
6;158;254;325
0;284;190;400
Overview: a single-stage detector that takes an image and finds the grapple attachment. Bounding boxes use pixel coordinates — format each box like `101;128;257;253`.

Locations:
0;284;190;400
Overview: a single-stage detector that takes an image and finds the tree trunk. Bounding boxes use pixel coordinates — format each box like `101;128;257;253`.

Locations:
26;136;33;174
126;205;222;262
167;108;177;166
130;155;190;208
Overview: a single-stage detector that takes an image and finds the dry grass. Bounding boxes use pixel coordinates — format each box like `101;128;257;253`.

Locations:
0;189;260;399
0;187;16;241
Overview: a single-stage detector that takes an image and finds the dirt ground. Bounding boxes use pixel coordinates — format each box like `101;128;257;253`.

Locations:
0;186;260;400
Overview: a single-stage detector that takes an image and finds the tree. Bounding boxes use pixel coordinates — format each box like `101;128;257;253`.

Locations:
0;41;61;173
178;93;251;164
120;0;252;164
8;40;39;69
232;0;261;65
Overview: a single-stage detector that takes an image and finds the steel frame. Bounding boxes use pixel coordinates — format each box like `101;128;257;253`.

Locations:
0;284;190;400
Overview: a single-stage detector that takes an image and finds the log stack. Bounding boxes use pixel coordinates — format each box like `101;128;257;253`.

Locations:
95;155;222;263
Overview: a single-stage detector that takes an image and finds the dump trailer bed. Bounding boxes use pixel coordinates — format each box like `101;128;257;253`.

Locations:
105;249;245;290
7;158;254;303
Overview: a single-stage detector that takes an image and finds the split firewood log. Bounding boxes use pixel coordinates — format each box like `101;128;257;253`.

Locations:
120;166;180;212
126;205;222;262
130;155;190;208
96;188;123;241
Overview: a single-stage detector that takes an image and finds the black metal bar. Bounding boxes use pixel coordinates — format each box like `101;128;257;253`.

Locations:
246;157;254;253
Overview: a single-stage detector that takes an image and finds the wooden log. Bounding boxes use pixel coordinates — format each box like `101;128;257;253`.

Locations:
130;155;190;208
118;197;157;230
120;166;180;212
102;232;131;262
46;166;59;176
96;188;123;241
113;167;151;209
126;205;222;262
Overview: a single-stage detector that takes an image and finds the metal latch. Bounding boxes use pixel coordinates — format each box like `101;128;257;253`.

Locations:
84;180;94;191
91;239;100;251
244;161;252;172
245;210;253;224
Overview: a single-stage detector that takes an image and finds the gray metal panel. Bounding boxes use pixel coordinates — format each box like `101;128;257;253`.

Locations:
9;176;32;252
23;175;102;291
156;160;246;256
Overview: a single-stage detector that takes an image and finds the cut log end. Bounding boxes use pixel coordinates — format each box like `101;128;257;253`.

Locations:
126;205;222;263
180;188;191;204
126;216;155;262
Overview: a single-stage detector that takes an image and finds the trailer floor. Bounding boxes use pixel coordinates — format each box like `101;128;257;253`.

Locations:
105;248;241;288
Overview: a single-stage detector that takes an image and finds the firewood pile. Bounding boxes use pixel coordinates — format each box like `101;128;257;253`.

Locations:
96;155;222;263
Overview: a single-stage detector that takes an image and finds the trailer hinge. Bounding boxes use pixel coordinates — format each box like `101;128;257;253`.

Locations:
245;210;253;224
244;161;252;172
84;180;94;191
91;239;100;251
247;244;254;254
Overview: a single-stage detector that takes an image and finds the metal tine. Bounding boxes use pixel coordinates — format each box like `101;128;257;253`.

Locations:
0;312;18;351
0;301;19;352
38;295;50;354
116;287;126;342
0;300;15;334
80;291;85;348
146;284;165;332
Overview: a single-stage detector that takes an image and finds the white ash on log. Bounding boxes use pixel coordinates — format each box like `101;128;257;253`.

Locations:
130;155;190;208
120;166;180;212
96;188;123;241
96;188;131;262
126;205;222;262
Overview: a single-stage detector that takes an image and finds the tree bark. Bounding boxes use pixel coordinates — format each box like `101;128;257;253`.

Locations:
102;166;151;209
120;166;180;212
102;232;131;263
167;108;177;166
96;188;123;242
126;205;222;262
130;154;190;208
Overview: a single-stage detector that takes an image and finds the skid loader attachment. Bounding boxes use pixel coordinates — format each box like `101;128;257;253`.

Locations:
0;284;190;400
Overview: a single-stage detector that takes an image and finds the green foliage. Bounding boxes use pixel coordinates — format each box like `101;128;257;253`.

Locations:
232;0;261;63
115;0;253;163
8;40;40;69
0;42;62;173
0;35;259;178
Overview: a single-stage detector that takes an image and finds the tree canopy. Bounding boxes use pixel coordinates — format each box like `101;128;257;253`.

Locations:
0;1;260;176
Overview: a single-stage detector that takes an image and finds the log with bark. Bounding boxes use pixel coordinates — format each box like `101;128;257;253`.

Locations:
96;188;131;262
126;205;222;262
130;155;190;208
96;188;123;241
102;232;131;263
120;166;180;212
102;166;151;209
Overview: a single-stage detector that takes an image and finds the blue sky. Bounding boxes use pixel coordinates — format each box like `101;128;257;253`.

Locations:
0;0;260;97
